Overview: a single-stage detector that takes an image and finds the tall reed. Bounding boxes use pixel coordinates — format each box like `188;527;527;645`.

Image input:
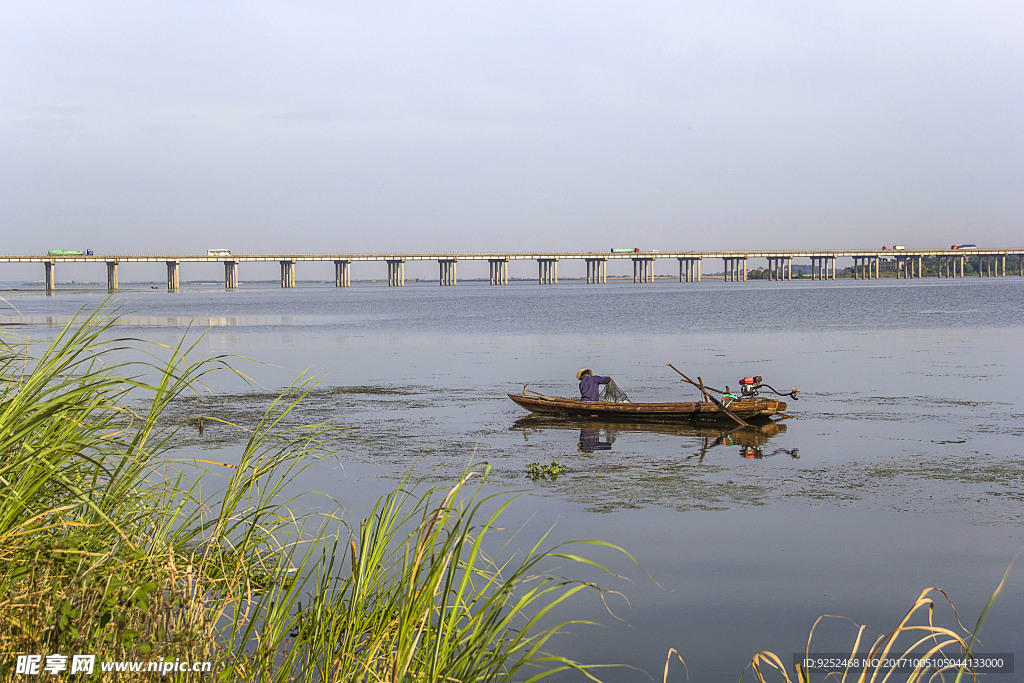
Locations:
0;307;628;681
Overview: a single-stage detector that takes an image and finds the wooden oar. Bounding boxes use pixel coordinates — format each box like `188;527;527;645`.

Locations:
667;364;725;395
696;376;710;402
667;364;749;427
523;384;549;397
700;388;749;427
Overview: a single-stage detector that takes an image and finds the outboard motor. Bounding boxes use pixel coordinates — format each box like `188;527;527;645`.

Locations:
739;375;763;398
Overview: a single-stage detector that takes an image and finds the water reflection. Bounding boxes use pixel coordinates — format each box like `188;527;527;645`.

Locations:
739;444;800;460
578;428;615;452
511;415;792;458
0;314;305;329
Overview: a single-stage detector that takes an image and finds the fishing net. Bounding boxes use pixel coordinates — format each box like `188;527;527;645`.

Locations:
600;379;630;403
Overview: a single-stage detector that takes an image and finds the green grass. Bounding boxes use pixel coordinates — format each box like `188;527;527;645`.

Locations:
0;307;630;681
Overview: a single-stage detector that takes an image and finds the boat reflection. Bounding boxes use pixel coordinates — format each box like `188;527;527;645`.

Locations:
578;427;615;451
511;415;797;460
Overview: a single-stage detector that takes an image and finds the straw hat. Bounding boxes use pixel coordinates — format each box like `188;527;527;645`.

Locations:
576;368;592;380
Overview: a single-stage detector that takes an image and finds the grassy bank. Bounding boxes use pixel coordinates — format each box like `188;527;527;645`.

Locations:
0;309;626;681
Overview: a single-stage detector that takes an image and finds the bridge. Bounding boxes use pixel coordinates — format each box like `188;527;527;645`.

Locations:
2;249;1022;292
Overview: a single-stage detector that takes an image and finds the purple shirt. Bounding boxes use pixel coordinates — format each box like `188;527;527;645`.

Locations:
579;375;611;401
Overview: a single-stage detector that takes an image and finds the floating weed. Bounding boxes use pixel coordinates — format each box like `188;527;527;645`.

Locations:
527;461;566;480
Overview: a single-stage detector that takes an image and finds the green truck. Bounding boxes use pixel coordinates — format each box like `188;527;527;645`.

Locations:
47;249;94;256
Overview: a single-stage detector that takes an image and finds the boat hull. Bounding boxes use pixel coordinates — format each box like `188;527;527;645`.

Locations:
507;392;786;423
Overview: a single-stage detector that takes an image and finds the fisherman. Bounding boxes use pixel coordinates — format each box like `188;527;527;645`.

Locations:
576;368;612;401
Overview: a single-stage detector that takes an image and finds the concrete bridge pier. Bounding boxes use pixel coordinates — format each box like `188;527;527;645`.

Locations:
106;261;119;292
810;256;836;280
896;255;923;278
632;257;654;283
166;261;180;291
871;257;879;278
387;259;405;286
224;260;239;289
678;257;701;282
853;256;876;279
979;255;1004;277
334;260;351;287
722;257;747;282
585;258;607;284
279;260;296;288
43;262;55;290
900;256;917;278
438;259;457;286
937;256;963;277
538;259;558;285
765;257;792;281
896;256;907;278
488;258;508;285
44;261;56;291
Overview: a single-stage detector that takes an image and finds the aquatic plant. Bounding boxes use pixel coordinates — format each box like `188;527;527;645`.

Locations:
0;307;628;681
527;461;565;480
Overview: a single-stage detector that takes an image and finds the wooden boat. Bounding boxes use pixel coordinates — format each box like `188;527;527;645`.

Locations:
507;391;786;423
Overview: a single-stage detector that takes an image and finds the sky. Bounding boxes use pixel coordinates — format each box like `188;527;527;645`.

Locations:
2;0;1022;255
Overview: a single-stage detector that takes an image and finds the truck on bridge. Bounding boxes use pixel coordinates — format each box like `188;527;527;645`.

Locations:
47;249;94;256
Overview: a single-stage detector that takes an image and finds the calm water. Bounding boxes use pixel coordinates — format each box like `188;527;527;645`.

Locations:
3;278;1024;682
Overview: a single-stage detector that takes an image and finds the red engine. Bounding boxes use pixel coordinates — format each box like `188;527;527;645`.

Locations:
739;375;763;397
